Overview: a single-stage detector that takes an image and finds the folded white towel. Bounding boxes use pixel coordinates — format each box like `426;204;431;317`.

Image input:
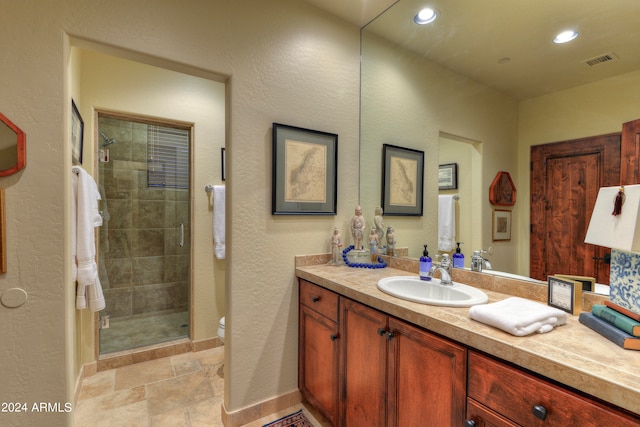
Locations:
72;167;105;312
213;185;225;259
469;297;567;336
438;195;456;252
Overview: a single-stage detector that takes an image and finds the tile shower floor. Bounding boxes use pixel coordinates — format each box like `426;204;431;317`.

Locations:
100;311;189;354
74;346;329;427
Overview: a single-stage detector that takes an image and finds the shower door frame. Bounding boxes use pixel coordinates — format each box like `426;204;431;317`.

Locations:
94;110;194;359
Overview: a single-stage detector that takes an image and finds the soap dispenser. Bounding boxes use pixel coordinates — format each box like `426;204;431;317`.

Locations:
453;242;465;268
419;244;432;281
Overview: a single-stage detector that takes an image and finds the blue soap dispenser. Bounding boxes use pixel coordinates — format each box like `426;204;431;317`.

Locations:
453;242;464;268
419;244;432;280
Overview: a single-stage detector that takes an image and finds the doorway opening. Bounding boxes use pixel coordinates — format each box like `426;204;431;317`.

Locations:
97;112;191;354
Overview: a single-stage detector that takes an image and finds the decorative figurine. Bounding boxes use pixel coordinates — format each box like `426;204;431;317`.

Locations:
369;228;379;263
374;206;385;247
330;227;343;265
386;226;396;256
351;205;366;250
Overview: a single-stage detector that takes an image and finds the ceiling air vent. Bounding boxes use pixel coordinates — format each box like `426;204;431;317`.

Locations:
583;52;619;67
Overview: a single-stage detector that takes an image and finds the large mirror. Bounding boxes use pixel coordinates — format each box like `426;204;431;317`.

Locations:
360;0;640;279
0;112;26;177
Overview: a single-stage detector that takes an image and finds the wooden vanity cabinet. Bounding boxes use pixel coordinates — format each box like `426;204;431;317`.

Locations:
298;280;340;425
340;297;467;427
466;351;640;426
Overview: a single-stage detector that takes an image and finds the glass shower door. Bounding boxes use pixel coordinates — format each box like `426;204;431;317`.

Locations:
97;114;190;354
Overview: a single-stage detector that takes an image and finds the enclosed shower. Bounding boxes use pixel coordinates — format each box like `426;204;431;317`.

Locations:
97;114;191;354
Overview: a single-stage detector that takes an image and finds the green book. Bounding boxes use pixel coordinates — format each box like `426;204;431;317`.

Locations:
592;304;640;337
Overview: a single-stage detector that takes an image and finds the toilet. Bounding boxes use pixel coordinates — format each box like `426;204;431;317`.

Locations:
218;316;225;344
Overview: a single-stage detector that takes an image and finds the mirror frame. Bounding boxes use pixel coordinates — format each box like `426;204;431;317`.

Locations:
0;112;26;177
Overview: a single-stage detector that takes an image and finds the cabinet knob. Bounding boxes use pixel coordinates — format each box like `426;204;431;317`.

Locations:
464;420;476;427
330;334;338;341
532;404;548;420
378;328;386;336
311;296;320;303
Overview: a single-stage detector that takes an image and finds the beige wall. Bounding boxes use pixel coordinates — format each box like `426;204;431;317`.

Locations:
0;1;360;425
516;68;640;275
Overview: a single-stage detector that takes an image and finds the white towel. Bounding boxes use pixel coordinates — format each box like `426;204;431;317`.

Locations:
469;297;567;336
213;185;225;259
72;167;105;312
438;195;456;252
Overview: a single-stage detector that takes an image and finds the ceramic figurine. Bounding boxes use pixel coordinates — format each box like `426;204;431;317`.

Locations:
330;227;343;265
369;228;379;262
386;226;396;256
374;206;385;247
351;205;366;250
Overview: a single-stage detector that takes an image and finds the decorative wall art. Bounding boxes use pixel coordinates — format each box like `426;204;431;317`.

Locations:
489;171;516;206
439;163;458;190
71;100;84;165
382;144;424;216
492;209;512;241
221;147;226;181
272;123;337;215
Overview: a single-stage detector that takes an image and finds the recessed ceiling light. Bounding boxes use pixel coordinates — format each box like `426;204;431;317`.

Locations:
553;30;579;44
414;8;438;25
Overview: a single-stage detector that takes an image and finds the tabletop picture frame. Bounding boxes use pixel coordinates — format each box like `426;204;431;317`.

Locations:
272;123;337;215
548;275;583;314
382;144;424;216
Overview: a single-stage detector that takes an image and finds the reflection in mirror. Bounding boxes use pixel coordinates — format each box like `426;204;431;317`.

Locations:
0;112;26;177
0;188;5;273
360;0;640;287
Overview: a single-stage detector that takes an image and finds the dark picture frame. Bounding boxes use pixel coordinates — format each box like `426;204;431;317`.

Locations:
221;147;226;181
272;123;337;215
382;144;424;216
548;276;583;314
439;163;458;190
71;99;84;165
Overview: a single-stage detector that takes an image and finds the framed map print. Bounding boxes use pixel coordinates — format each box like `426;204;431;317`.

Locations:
382;144;424;216
272;123;338;215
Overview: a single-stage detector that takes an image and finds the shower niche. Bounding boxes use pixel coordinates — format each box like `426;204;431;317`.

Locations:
97;113;191;354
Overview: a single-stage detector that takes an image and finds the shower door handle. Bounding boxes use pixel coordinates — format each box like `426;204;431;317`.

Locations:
179;223;184;247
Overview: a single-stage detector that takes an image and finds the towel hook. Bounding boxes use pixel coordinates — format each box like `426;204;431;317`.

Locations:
204;184;214;193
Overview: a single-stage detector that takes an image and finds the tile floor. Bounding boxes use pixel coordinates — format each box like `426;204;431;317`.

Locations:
74;346;328;427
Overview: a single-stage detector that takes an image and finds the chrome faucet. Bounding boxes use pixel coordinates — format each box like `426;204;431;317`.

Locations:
428;254;453;285
471;249;492;272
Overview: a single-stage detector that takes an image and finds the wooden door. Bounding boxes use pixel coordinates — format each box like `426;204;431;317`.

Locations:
621;119;640;184
340;298;387;427
387;318;467;427
299;305;339;425
530;133;621;282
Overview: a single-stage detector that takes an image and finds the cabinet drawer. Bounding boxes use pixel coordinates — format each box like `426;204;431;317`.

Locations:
466;398;519;427
300;280;339;321
468;351;640;426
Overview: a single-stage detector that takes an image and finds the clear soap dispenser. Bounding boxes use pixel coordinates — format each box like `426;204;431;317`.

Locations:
419;244;432;281
453;242;464;268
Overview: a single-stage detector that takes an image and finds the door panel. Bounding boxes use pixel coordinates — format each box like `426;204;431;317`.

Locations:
531;133;621;283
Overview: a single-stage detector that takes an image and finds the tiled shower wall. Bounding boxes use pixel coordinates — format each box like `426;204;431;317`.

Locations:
98;116;190;319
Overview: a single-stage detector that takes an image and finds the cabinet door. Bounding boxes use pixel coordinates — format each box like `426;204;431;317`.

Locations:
340;298;388;427
387;318;467;427
299;305;339;425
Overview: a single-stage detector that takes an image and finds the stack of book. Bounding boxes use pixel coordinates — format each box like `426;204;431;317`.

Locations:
579;301;640;350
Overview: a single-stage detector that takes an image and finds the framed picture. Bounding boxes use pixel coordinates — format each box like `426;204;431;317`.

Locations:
554;274;595;292
548;275;583;314
71;99;84;165
492;209;512;241
272;123;337;215
221;147;226;181
439;163;458;190
382;144;424;216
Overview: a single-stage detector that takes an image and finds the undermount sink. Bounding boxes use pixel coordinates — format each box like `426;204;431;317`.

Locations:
377;276;489;307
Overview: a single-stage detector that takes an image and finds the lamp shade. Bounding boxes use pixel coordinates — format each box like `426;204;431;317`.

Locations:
584;184;640;251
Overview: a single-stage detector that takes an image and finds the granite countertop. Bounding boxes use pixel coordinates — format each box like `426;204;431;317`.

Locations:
295;255;640;415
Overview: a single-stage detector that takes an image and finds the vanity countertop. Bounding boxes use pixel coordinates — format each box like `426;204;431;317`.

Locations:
295;258;640;415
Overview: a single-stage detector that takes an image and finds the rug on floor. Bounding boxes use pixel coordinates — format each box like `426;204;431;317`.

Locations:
262;409;313;427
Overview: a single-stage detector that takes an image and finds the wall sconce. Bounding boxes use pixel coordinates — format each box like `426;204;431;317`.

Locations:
585;184;640;314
